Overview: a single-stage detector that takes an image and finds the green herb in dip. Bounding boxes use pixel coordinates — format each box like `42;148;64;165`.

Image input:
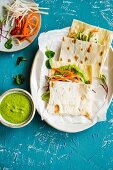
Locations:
0;93;32;124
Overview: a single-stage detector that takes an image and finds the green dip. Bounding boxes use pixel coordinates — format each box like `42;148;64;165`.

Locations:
0;93;32;124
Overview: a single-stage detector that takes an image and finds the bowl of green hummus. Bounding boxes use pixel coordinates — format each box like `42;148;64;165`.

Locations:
0;88;35;128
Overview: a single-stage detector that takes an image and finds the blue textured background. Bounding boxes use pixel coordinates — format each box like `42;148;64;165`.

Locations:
0;0;113;169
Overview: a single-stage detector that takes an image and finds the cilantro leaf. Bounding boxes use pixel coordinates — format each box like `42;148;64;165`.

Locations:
17;57;27;65
4;39;13;49
100;74;106;83
46;58;53;69
45;48;55;58
14;74;25;85
41;91;50;102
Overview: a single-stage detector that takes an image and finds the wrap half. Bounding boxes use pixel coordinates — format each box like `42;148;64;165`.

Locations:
68;19;113;46
45;61;93;119
59;36;107;77
47;81;93;119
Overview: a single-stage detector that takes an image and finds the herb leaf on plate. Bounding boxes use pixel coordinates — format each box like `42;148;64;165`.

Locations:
100;74;108;98
45;48;55;69
41;91;50;102
45;48;55;58
100;74;106;84
46;58;53;69
0;18;6;26
14;74;25;85
4;39;13;49
17;57;27;65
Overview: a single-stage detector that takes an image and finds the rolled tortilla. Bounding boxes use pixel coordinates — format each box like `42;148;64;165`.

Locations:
59;36;107;77
68;19;113;46
47;81;93;119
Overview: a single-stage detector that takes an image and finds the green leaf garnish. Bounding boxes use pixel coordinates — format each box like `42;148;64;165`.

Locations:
85;80;90;84
4;39;13;49
46;58;53;69
100;74;108;98
0;18;6;26
14;74;25;85
100;74;106;83
17;57;27;65
45;48;55;58
41;91;50;102
49;58;53;68
45;48;55;69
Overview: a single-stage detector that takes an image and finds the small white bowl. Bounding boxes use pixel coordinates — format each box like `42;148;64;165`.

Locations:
0;88;35;128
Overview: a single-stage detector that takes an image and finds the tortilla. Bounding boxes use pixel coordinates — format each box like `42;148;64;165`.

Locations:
49;61;92;84
68;19;113;46
59;36;107;77
47;81;93;119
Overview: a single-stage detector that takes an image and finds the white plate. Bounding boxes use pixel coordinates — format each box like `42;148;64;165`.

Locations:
0;0;41;52
30;47;113;133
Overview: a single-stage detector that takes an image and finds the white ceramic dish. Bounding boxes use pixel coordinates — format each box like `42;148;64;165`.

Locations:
0;0;41;52
30;48;113;133
0;88;36;128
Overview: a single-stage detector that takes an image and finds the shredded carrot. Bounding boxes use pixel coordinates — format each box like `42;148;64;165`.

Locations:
51;68;81;79
12;12;40;39
51;78;69;81
50;72;81;82
91;29;98;33
26;37;32;43
22;13;40;36
19;37;32;43
19;37;26;42
28;21;36;27
52;68;74;76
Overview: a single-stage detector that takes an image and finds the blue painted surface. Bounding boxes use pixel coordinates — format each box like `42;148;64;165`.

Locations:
0;0;113;169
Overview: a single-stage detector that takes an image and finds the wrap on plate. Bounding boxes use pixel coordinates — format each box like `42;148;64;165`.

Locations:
59;36;107;77
42;61;93;119
68;19;113;46
47;81;93;119
41;61;92;102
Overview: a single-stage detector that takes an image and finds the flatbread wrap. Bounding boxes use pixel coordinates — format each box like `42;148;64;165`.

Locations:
47;81;93;119
68;19;113;46
59;36;107;77
42;61;93;119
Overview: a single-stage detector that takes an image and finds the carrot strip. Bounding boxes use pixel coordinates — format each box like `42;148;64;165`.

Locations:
11;12;40;41
28;21;36;27
26;37;32;43
52;68;80;78
22;13;40;36
19;37;32;43
50;74;81;82
91;29;98;33
13;24;40;37
52;68;74;75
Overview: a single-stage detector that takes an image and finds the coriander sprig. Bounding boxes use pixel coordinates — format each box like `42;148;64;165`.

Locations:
4;39;13;49
100;74;108;99
14;74;25;85
17;57;27;65
45;47;55;69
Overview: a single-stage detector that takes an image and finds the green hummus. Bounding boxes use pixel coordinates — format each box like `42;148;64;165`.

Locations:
0;93;32;124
